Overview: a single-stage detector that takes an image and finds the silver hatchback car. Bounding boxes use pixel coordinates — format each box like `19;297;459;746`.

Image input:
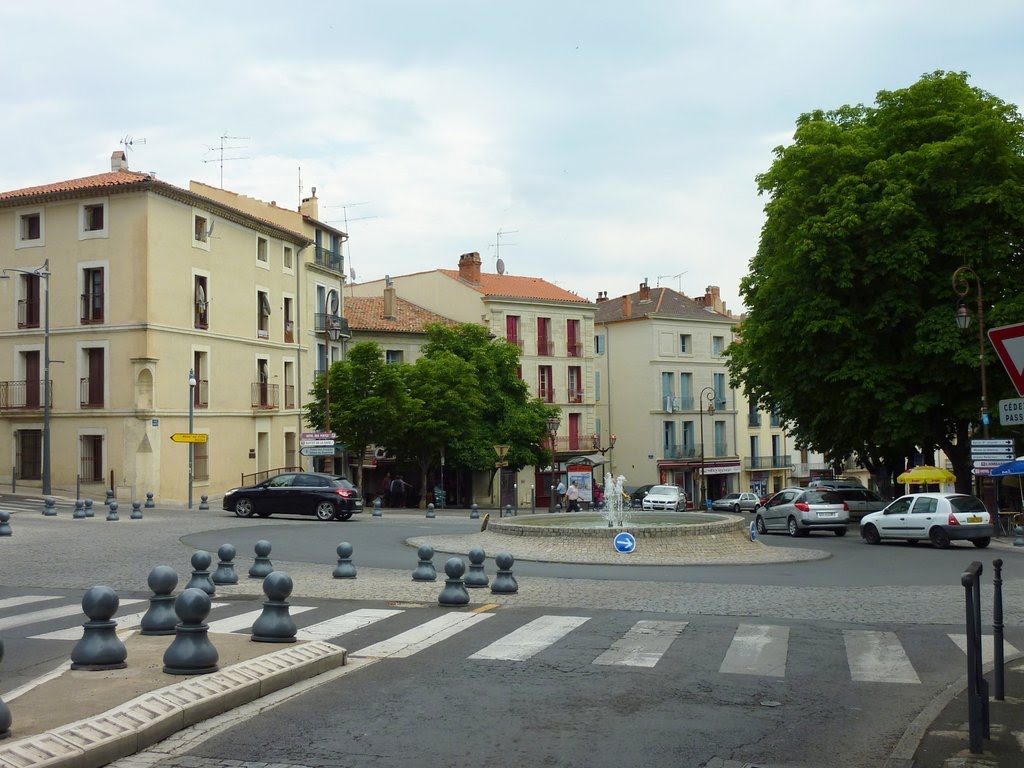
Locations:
755;488;850;537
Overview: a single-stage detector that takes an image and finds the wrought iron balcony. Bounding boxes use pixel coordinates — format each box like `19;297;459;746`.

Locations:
0;379;51;411
744;455;793;470
314;313;350;339
664;444;700;459
313;247;344;273
251;382;279;409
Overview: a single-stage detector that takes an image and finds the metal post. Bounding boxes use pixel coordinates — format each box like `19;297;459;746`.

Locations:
41;260;50;496
993;558;1004;701
188;369;196;510
699;386;715;508
962;560;987;753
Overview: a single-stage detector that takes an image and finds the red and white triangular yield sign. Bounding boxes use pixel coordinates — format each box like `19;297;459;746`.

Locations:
988;322;1024;397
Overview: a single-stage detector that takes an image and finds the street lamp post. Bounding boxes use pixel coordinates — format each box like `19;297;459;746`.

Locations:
698;386;716;509
591;431;617;479
1;259;51;496
546;415;560;513
188;369;196;510
952;266;990;439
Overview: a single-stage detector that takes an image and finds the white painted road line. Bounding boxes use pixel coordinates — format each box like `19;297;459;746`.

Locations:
470;615;590;662
353;612;493;659
0;595;61;611
720;623;789;677
0;598;145;632
593;619;687;668
206;605;316;634
30;602;230;640
948;633;1020;660
296;608;404;642
845;630;920;684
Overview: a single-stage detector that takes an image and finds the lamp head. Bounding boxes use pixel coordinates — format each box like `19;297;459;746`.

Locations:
955;301;971;330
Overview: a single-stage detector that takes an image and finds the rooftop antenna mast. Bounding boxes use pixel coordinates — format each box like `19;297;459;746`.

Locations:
120;134;146;161
323;202;378;285
202;133;251;188
489;228;518;275
656;271;687;291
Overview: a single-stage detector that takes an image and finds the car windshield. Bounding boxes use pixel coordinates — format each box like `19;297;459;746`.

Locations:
332;477;358;490
649;486;678;496
949;495;987;514
722;493;739;500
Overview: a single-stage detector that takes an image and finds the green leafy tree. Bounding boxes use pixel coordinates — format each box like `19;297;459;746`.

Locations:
727;71;1024;493
306;342;405;491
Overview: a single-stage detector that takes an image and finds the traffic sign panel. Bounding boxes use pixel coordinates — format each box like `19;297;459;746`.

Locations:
170;433;207;443
300;446;335;456
1000;398;1024;426
300;431;336;441
988;322;1024;396
971;438;1014;447
613;532;636;554
299;439;335;447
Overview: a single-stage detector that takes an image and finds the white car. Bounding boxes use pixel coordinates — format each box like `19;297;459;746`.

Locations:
859;493;993;549
641;485;683;512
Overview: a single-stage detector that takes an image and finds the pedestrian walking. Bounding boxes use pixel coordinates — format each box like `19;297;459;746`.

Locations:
390;475;409;508
566;480;580;513
556;479;566;509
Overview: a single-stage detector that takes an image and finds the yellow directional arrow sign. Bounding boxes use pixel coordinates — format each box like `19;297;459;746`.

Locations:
170;433;208;444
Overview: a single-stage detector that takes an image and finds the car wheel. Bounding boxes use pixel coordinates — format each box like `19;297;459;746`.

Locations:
732;504;740;514
755;515;768;535
233;498;255;518
315;501;336;521
929;527;952;549
972;537;991;549
787;517;801;537
862;524;880;545
834;526;847;537
334;510;353;522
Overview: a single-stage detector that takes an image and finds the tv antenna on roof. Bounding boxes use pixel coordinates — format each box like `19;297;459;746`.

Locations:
656;271;687;291
489;228;518;275
202;133;251;188
120;135;146;160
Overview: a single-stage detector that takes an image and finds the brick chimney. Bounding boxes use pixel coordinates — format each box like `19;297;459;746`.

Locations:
595;291;608;303
299;186;319;220
622;294;632;318
638;280;651;302
699;285;728;315
111;150;128;172
383;281;396;321
458;252;482;285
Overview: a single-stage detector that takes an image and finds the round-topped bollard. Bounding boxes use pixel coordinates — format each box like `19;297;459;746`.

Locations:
426;503;436;519
333;542;357;579
70;585;128;670
84;499;95;517
131;500;143;520
249;539;274;579
199;494;210;511
0;638;11;739
491;552;518;594
412;544;437;581
438;557;470;606
464;547;489;588
42;497;56;516
212;543;239;585
140;565;180;635
106;501;119;521
73;500;86;519
372;498;382;517
186;550;216;595
144;492;155;508
0;510;12;537
163;587;219;675
470;503;480;520
251;571;297;643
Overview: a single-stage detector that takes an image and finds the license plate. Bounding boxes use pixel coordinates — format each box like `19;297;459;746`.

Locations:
967;515;982;523
818;512;837;518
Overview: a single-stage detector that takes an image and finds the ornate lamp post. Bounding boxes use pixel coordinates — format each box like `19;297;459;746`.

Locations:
547;415;561;513
698;386;716;508
188;369;196;509
1;259;51;495
591;431;616;481
952;266;990;439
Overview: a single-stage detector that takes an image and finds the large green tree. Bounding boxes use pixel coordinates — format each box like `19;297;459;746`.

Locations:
727;71;1024;493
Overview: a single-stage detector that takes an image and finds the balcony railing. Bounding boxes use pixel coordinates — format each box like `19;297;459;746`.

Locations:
314;313;351;339
664;444;700;459
80;292;104;324
538;386;555;403
193;379;209;408
284;384;296;409
284;320;295;343
313;247;344;273
567;341;582;357
748;413;762;427
551;435;586;453
770;413;782;427
16;299;40;328
568;389;584;404
0;379;51;410
79;378;103;408
713;441;729;457
506;337;524;350
744;455;793;470
537;339;554;356
251;382;279;409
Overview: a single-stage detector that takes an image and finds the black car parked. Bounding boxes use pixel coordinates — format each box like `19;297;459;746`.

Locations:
222;472;363;521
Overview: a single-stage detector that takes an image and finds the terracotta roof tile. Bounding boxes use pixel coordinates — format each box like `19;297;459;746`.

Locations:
438;269;588;303
594;286;735;323
0;170;153;201
345;296;458;333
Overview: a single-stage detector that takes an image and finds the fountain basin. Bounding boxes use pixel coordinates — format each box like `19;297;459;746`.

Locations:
489;511;744;537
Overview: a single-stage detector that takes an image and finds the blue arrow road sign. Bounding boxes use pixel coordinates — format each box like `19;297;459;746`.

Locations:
613;531;636;554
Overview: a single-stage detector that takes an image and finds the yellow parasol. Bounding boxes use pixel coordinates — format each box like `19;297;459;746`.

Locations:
896;465;956;484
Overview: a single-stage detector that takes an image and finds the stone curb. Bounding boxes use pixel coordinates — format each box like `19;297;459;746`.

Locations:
0;641;346;768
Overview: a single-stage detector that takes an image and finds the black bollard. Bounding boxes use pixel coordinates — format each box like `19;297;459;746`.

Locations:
212;543;239;585
186;550;216;595
163;588;219;675
249;539;274;579
70;586;128;670
465;547;489;588
412;544;437;581
130;500;143;520
251;571;297;643
144;491;155;508
372;497;382;517
43;497;57;517
993;558;1005;701
426;503;436;519
438;557;470;606
73;500;86;519
962;561;989;753
0;510;11;537
491;552;519;594
84;499;95;518
0;639;10;739
333;542;357;578
140;565;180;636
199;494;210;511
470;503;479;520
106;500;119;521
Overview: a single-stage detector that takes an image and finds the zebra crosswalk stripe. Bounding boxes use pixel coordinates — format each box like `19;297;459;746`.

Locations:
948;633;1020;660
593;619;687;668
720;623;789;677
296;608;403;642
30;603;230;640
469;615;590;661
353;612;493;659
206;606;316;634
0;599;145;632
0;595;61;611
845;630;920;683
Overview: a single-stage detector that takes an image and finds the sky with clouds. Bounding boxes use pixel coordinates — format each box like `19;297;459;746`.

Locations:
2;1;1022;312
